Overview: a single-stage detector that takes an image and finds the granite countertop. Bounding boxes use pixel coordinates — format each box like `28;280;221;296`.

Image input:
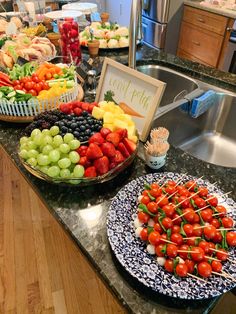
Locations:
0;45;236;313
184;0;236;19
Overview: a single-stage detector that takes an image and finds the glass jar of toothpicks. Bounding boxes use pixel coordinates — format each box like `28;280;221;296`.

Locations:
144;127;170;170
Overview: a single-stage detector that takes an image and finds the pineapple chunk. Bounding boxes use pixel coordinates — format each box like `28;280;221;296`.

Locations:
103;123;115;131
129;135;138;143
114;105;124;114
103;112;114;124
127;125;136;138
113;119;127;130
92;106;105;120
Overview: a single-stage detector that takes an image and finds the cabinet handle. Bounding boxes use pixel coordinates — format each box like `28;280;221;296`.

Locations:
192;40;200;46
196;17;205;23
227;27;233;31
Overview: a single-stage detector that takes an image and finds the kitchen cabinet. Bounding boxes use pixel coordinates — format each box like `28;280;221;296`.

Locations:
177;5;234;69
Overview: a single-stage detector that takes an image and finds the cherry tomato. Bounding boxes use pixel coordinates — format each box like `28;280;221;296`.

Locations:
32;74;40;83
172;213;182;226
156;196;169;207
222;217;234;228
185;259;195;273
216;249;228;261
198;241;210;254
140;228;148;241
198;262;212;278
28;89;37;96
187;238;198;246
183;224;194;236
182;208;195;223
176;263;188;277
164;259;174;273
204;225;217;240
207;196;218;207
150;188;162;198
171;233;183;246
195;197;206;208
148;231;161;246
14;84;22;90
211;218;221;229
162;217;173;229
178;188;190;198
198;187;208;198
176;185;185;193
34;83;42;93
141;196;150;205
190;192;199;201
154;223;163;233
172;225;181;233
142;190;149;196
193;223;203;237
211;260;222;272
160;234;167;244
193;213;200;223
226;231;236;246
167;180;176;186
166;244;178;258
155;244;166;257
208;242;216;252
162;204;175;218
172;196;180;204
213;231;223;243
138;212;150;224
201;209;213;222
12;79;20;86
147;202;158;214
165;185;176;195
178;196;190;209
215;205;227;217
24;81;34;91
150;183;159;189
185;180;197;191
178;244;189;259
190;247;205;262
21;76;31;84
42;81;50;90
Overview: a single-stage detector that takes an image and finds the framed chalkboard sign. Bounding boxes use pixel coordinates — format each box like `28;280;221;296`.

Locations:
96;58;166;141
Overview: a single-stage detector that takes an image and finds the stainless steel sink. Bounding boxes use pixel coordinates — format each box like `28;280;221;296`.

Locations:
137;64;236;168
136;65;199;107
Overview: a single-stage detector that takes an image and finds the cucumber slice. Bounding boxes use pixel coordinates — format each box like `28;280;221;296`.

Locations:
9;97;15;102
7;91;16;98
0;91;3;98
16;90;26;95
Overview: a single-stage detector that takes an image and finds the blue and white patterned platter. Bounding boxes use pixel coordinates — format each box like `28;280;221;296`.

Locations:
107;172;236;299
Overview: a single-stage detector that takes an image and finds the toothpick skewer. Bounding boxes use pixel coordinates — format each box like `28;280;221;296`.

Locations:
173;190;200;210
212;271;236;282
187;273;208;283
221;271;236;282
177;250;220;262
183;237;201;240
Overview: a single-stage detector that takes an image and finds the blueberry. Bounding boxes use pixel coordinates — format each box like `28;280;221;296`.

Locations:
84;136;89;141
82;111;88;116
70;123;77;129
74;131;80;138
58;122;65;127
67;115;73;120
85;129;91;135
61;126;68;132
68;128;73;133
80;125;86;131
85;124;90;128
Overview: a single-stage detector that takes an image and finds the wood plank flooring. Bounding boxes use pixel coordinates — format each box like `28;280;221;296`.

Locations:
0;147;125;314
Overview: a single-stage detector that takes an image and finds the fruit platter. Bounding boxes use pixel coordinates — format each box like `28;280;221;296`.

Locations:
18;100;138;185
79;22;129;49
0;61;81;122
107;173;236;299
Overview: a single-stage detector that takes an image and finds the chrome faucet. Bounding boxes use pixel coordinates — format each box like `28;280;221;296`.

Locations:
129;0;142;69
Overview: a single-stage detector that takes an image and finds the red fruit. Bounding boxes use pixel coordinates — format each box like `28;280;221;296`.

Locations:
88;104;95;113
89;133;105;145
106;132;121;147
93;156;109;175
122;138;137;154
100;127;112;138
70;100;80;109
79;156;91;168
73;107;82;116
111;150;125;164
101;142;116;158
76;145;88;157
86;143;103;160
117;142;130;158
109;162;117;170
84;166;97;178
60;103;71;113
81;102;89;111
115;128;128;139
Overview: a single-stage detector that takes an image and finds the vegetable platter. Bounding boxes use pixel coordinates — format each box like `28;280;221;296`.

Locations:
107;173;236;299
18;99;138;185
0;62;82;122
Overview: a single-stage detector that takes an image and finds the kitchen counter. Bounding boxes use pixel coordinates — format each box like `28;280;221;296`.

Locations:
0;45;236;313
184;0;236;19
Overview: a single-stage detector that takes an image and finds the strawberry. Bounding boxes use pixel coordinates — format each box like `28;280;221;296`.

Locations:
88;104;95;113
110;150;125;165
106;132;121;147
79;156;91;168
93;156;109;175
123;138;137;154
109;162;117;170
115;128;128;139
117;142;130;158
81;102;89;111
60;103;71;114
101;142;116;158
89;133;105;145
86;143;103;160
84;166;97;178
73;107;82;116
100;127;112;138
76;145;88;157
70;100;80;109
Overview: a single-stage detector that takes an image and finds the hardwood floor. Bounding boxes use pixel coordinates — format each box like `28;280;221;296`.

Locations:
0;147;125;314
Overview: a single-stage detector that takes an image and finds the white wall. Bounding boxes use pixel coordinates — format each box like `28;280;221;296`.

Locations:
79;0;107;12
106;0;131;26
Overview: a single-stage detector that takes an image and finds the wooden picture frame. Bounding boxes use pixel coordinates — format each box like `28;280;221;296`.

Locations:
96;58;166;142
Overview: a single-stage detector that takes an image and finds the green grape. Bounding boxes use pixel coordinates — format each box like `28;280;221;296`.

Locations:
69;139;80;150
69;179;81;185
20;142;28;150
53;135;63;147
27;157;37;167
58;158;71;169
59;143;70;154
48;149;60;162
64;133;74;143
42;129;51;136
19;149;28;159
42;144;53;155
20;136;29;145
39;166;49;174
33;134;43;146
42;135;53;146
27;140;37;150
73;165;84;178
60;168;71;178
47;166;60;178
50;126;60;136
30;129;41;139
69;151;80;163
28;149;39;158
37;154;50;166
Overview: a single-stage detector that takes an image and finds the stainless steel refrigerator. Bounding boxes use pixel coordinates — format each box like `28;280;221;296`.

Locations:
142;0;184;55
